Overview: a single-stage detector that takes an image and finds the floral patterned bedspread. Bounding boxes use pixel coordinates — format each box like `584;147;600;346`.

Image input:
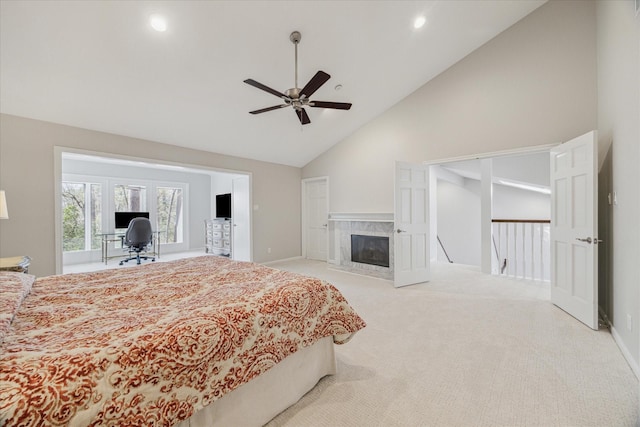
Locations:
0;256;366;426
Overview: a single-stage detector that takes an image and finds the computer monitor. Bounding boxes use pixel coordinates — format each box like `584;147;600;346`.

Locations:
115;211;149;229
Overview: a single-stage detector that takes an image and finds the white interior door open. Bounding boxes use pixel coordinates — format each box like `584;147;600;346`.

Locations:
550;131;599;330
394;162;430;287
303;178;328;261
232;176;251;262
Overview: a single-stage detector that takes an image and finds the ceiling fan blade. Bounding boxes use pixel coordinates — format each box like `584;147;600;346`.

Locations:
310;101;352;110
300;71;331;98
244;79;288;99
249;104;288;114
295;108;311;125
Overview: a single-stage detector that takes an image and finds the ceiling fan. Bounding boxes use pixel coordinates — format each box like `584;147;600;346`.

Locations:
243;31;352;125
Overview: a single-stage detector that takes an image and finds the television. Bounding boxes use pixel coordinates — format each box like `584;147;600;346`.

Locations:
216;193;231;219
115;211;149;229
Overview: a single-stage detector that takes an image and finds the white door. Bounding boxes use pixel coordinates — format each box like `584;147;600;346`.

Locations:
394;162;430;287
232;176;251;262
550;131;598;330
304;178;328;261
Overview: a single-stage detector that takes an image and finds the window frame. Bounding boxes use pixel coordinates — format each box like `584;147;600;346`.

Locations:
61;174;107;264
61;174;190;264
152;181;189;251
155;183;187;246
109;179;189;252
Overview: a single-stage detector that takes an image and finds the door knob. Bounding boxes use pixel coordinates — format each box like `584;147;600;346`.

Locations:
396;229;406;234
576;237;604;244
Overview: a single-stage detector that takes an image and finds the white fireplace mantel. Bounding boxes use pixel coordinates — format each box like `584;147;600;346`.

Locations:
328;212;394;223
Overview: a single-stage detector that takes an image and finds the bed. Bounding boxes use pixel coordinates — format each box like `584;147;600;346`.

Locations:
0;256;366;426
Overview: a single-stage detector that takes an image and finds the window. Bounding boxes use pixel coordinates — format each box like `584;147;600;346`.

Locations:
62;182;102;252
61;175;188;259
156;187;183;244
114;184;147;212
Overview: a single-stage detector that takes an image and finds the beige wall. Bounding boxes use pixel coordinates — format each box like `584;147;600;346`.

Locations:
303;0;597;213
302;0;640;375
596;0;640;371
0;114;302;276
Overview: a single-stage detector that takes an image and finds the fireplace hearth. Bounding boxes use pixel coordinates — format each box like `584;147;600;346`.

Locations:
351;234;390;268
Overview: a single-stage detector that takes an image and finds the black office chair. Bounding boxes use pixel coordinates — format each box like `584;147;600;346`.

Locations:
119;217;155;265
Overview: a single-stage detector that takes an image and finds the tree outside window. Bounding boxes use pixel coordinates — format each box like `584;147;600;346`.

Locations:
90;184;102;249
62;180;187;254
62;182;102;252
157;187;183;244
114;185;146;212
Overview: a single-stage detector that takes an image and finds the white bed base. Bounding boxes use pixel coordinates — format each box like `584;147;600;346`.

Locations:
177;336;336;427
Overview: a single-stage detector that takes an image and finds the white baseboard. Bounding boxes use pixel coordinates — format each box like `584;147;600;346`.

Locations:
261;256;304;266
610;325;640;380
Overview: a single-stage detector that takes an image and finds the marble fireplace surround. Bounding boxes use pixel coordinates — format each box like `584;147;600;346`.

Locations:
328;213;394;280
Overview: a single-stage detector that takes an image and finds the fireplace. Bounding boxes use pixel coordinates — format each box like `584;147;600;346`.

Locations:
329;214;394;280
351;234;390;268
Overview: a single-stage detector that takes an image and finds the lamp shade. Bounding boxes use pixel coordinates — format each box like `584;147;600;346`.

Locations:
0;190;8;219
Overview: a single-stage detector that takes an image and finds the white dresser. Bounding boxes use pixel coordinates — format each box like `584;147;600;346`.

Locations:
205;218;231;257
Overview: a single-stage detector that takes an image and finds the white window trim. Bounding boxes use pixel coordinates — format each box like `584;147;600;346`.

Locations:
109;178;190;252
110;178;152;229
154;181;190;252
61;174;108;265
61;174;190;265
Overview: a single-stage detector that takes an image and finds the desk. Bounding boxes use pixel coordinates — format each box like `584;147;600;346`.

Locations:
99;232;162;265
0;256;31;273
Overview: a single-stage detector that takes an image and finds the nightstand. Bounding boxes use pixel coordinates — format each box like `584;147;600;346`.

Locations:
0;256;31;273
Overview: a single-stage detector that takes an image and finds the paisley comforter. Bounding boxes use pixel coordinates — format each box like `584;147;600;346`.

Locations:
0;256;366;426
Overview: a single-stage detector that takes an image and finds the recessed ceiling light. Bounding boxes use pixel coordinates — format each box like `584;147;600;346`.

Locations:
414;15;426;29
150;14;167;32
334;84;343;91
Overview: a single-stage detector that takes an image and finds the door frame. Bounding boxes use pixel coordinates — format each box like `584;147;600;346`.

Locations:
301;176;329;260
54;146;253;274
423;143;557;273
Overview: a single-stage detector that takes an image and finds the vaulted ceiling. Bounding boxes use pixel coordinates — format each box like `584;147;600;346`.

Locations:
0;1;545;167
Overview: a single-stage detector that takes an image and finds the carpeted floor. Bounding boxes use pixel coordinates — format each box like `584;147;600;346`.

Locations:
265;260;638;427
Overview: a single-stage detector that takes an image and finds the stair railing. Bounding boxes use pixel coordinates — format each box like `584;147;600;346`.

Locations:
437;235;453;263
491;219;550;282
